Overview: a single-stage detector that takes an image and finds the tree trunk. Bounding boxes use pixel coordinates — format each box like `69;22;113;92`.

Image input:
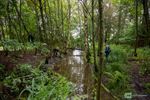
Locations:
97;0;104;100
47;0;52;33
12;0;29;38
0;19;4;40
38;0;46;41
19;0;22;41
134;0;138;57
91;0;98;99
67;0;71;48
31;0;42;41
117;4;122;35
83;0;89;63
142;0;149;32
91;0;97;73
61;0;64;37
6;1;13;39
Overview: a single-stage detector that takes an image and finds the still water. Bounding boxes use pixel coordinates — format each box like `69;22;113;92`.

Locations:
55;50;94;98
54;50;116;100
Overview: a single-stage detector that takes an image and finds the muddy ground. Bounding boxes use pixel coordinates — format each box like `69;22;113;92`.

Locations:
128;59;150;100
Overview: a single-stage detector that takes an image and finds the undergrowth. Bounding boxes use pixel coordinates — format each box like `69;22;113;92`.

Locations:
104;44;131;98
2;63;73;99
137;47;150;60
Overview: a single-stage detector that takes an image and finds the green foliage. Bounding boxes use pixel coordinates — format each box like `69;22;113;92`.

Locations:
140;61;150;75
105;62;131;98
34;42;50;55
3;64;33;94
0;39;50;55
0;39;24;51
137;47;150;75
0;0;7;16
21;75;72;100
112;0;133;4
108;45;128;63
107;71;128;92
118;23;135;44
106;62;126;73
111;22;136;45
103;45;131;98
3;64;73;99
137;47;150;59
25;42;50;54
144;83;150;94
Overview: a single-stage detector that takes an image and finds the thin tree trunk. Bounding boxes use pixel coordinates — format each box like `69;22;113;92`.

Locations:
6;1;19;39
60;0;64;37
0;19;4;40
97;0;104;99
83;0;89;63
134;0;138;57
6;1;13;39
57;0;60;35
118;5;122;34
12;0;29;36
53;0;58;36
19;0;22;42
91;0;97;73
38;0;46;41
46;0;54;47
47;0;52;33
77;0;82;48
67;0;71;48
43;0;49;42
91;0;98;99
31;0;42;41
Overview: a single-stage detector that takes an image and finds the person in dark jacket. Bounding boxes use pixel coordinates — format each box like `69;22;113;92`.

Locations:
28;33;34;43
105;45;111;62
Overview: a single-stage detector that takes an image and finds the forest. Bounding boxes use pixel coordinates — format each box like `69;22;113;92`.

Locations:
0;0;150;100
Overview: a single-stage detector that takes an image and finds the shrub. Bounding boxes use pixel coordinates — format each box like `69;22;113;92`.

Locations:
106;71;130;97
108;45;128;63
137;47;150;59
3;64;73;99
0;39;23;51
140;61;150;75
106;62;126;73
105;62;130;93
144;83;150;94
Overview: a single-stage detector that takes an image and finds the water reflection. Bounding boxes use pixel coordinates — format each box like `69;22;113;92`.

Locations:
72;50;83;64
55;50;93;98
73;50;81;55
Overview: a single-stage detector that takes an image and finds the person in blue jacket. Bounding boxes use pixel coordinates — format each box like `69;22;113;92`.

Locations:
105;45;111;62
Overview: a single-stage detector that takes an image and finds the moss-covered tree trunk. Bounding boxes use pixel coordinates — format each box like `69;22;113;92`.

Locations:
83;0;90;63
97;0;104;99
91;0;97;74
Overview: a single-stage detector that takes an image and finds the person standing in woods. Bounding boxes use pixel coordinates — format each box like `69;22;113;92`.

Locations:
105;44;111;62
28;33;34;43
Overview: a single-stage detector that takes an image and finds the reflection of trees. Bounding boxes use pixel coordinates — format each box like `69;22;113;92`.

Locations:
56;50;93;97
